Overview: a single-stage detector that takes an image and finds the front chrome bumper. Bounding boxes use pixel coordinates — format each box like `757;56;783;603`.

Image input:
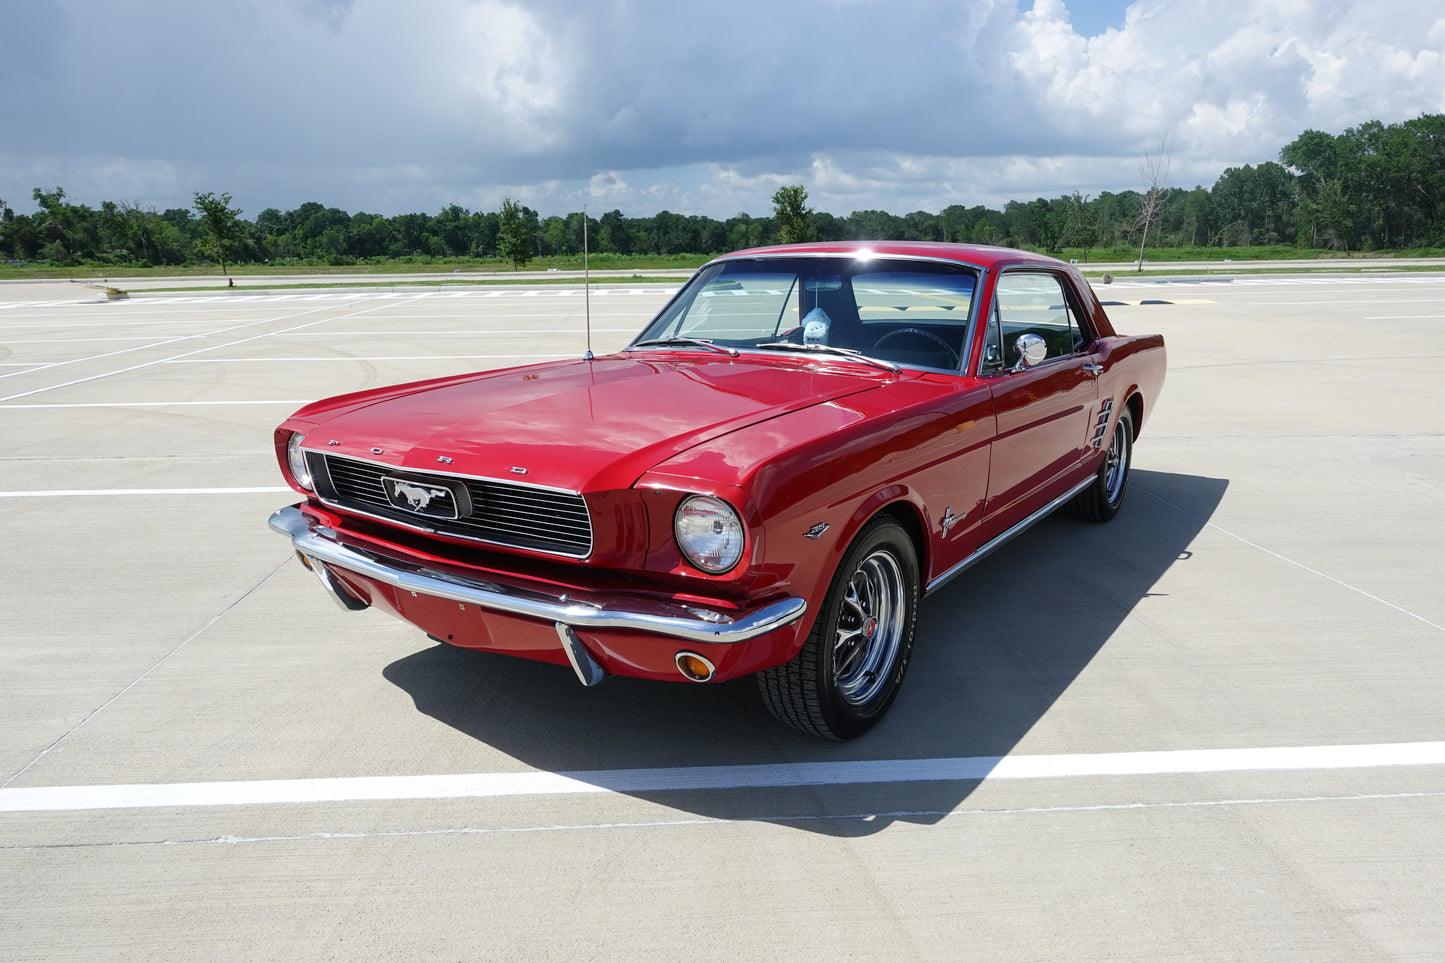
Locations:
269;505;807;663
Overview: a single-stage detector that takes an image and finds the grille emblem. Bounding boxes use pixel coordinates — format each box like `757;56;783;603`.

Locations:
382;476;467;519
319;454;588;557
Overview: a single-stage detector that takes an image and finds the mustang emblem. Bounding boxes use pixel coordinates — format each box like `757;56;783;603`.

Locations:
382;476;465;519
394;482;442;509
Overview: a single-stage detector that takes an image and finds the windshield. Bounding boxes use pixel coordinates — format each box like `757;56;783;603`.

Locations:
630;255;979;372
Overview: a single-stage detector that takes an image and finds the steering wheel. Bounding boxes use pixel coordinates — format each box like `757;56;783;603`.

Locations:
872;327;960;369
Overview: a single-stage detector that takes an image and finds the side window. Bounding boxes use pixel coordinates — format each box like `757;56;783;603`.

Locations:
994;272;1086;362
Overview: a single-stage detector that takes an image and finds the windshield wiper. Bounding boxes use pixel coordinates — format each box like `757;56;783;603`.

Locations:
754;342;900;373
628;337;739;357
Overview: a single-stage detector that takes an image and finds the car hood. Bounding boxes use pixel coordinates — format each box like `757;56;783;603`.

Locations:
294;354;897;492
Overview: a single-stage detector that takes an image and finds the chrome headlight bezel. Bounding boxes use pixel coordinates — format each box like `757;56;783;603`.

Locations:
673;494;745;574
286;432;314;492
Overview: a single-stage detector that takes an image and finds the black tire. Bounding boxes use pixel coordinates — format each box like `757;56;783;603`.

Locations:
1068;406;1133;522
757;517;919;739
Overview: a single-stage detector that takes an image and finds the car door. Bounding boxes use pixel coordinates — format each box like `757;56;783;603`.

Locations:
980;270;1100;533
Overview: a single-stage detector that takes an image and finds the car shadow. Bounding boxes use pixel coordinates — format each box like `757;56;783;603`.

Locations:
382;469;1226;836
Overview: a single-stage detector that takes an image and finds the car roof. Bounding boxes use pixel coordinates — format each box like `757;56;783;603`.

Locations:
715;240;1069;272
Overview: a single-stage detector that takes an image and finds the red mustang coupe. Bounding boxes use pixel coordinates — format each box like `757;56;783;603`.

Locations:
270;242;1166;738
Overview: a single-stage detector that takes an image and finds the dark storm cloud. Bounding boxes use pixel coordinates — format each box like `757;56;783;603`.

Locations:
2;0;1443;218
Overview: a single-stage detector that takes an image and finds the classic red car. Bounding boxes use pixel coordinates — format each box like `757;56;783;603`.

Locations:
270;242;1166;738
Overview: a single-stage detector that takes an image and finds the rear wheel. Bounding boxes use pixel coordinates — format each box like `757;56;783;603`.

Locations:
758;518;918;739
1068;407;1133;522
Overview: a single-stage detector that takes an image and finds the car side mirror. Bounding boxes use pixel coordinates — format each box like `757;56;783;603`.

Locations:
1011;333;1047;371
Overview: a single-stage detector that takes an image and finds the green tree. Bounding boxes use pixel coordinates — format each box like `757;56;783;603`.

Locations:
597;209;632;254
0;196;14;259
847;209;904;240
540;215;572;256
771;185;816;244
433;204;465;256
1058;192;1097;252
725;212;767;251
30;187;79;263
192;191;243;275
497;197;536;270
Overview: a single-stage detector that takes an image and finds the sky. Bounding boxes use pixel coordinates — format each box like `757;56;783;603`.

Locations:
3;0;1443;221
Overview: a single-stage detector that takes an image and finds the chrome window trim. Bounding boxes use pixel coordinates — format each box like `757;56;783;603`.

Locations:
992;266;1101;352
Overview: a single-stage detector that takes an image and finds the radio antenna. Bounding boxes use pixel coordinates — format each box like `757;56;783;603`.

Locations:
582;204;594;362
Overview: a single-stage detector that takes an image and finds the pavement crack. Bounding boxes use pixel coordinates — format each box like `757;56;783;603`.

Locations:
0;556;295;790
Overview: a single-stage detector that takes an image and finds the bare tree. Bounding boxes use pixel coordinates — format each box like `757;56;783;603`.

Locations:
1135;136;1172;272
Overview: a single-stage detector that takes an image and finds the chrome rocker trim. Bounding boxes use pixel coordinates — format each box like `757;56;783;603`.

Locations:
269;506;808;681
924;475;1095;594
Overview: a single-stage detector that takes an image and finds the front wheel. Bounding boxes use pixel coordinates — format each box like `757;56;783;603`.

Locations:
758;518;919;739
1068;407;1133;522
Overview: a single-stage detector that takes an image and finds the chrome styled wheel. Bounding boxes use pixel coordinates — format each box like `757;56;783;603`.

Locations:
1102;411;1131;507
1067;406;1134;523
758;517;919;739
834;550;907;706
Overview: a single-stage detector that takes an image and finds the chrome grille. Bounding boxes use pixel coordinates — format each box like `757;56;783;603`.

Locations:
311;453;593;558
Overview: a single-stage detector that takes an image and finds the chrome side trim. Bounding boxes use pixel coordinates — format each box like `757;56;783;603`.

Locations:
925;475;1094;594
270;506;806;646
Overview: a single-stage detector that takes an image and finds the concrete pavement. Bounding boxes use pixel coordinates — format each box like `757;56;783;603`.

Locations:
1;273;1442;959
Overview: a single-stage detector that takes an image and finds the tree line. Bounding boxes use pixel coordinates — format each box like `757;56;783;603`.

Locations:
3;115;1442;271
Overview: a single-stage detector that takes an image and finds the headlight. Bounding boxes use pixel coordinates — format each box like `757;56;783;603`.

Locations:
674;495;745;574
286;433;314;491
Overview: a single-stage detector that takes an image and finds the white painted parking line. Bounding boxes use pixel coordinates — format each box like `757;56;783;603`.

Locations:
3;742;1442;813
164;354;577;363
284;328;641;336
1246;298;1445;306
78;791;1445;849
0;289;683;312
0;487;291;498
0;296;431;404
5;336;182;344
0;401;311;409
0;311;324;382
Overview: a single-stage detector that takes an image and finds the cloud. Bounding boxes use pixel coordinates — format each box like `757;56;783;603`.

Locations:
3;0;1443;220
